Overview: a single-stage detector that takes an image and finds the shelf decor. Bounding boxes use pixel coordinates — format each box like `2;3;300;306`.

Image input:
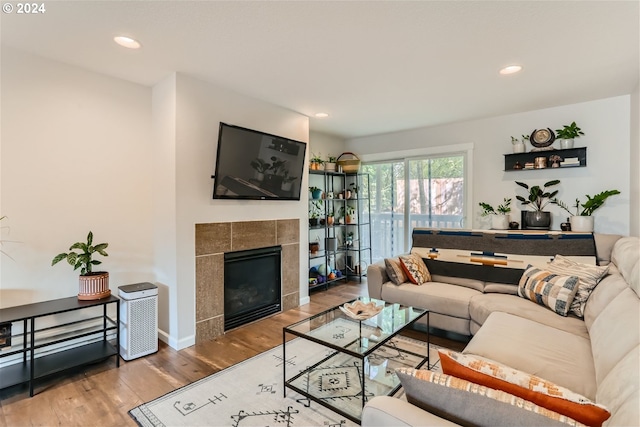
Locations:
339;300;383;320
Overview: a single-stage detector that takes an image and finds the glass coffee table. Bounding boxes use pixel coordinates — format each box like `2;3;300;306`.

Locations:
283;297;429;423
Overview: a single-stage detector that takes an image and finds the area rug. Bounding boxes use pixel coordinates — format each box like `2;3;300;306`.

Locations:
130;319;442;427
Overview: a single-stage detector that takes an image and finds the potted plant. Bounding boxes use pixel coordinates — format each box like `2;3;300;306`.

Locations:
339;205;356;224
309;200;323;226
249;158;270;181
326;209;335;226
325;156;337;172
309;153;324;170
511;136;525;153
555;121;584;149
552;189;620;232
51;231;110;300
478;198;511;230
309;186;322;200
515;180;560;230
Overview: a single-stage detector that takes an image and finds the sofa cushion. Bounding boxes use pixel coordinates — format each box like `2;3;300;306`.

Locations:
583;268;629;330
595;346;639;427
469;294;588;339
547;254;610;318
464;312;597;400
483;282;518;295
384;257;408;285
381;281;480;320
593;233;622;265
399;254;431;285
430;274;484;292
517;265;580;316
588;288;640;385
610;236;640;297
438;350;610;427
395;368;584;427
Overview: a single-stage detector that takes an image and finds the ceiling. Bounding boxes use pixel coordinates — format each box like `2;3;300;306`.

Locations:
2;1;638;139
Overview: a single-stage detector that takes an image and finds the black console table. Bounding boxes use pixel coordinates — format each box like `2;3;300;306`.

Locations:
0;295;120;396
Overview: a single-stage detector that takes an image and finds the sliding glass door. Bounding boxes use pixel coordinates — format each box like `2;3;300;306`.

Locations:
363;154;466;262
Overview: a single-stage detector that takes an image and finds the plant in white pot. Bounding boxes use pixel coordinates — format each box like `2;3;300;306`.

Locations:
555;121;584;149
51;231;110;300
479;198;511;230
324;156;337;172
552;190;620;232
515;180;560;230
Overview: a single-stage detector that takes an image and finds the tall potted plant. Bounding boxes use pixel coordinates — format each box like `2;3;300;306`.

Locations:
51;231;110;300
555;121;584;149
515;180;560;230
553;190;620;232
479;198;511;230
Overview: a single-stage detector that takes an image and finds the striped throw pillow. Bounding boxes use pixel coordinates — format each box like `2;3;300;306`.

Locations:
518;265;579;316
547;254;609;317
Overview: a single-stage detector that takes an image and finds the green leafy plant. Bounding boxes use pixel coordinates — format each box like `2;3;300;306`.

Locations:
338;205;355;218
553;190;620;216
515;180;560;211
555;122;584;139
327;156;337;163
479;198;511;216
521;134;530;143
310;153;324;164
309;200;323;219
51;231;109;275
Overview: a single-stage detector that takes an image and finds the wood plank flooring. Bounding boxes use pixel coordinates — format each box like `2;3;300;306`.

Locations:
0;281;466;427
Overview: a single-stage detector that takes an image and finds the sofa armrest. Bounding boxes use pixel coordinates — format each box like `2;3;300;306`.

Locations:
362;396;460;427
367;260;388;299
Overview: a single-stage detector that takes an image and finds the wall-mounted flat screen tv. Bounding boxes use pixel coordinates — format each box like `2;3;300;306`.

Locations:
212;123;307;200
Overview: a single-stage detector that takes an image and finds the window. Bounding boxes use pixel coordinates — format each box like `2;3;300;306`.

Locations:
362;153;467;262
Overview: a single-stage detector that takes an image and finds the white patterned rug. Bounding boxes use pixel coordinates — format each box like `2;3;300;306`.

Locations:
130;320;442;427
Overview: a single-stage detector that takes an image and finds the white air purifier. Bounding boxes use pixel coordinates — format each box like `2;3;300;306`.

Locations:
118;282;158;361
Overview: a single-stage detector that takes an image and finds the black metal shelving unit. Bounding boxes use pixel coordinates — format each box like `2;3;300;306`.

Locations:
344;173;372;281
0;295;119;396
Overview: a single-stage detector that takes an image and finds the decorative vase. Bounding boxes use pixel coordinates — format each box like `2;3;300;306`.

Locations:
327;216;334;226
558;139;575;149
491;215;509;230
570;216;594;232
78;272;110;300
311;189;322;199
524;211;551;230
512;143;526;153
324;162;336;172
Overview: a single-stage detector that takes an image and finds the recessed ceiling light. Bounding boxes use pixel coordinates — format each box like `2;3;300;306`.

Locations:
499;65;523;75
114;36;141;49
314;112;329;118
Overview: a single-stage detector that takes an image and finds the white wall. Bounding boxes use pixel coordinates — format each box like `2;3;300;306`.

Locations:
0;47;155;307
630;84;639;237
309;131;345;162
346;96;631;236
154;73;309;348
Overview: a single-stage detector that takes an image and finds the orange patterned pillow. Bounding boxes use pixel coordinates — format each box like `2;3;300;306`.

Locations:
439;349;610;427
398;254;431;285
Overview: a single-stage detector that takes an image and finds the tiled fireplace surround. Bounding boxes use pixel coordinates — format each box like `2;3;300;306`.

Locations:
195;219;300;343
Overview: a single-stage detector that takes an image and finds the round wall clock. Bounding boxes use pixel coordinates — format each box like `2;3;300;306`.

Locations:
530;128;555;148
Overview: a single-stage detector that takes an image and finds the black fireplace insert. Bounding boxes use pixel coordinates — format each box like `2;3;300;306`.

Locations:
224;245;282;330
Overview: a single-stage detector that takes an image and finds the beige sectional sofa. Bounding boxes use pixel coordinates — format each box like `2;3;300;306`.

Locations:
363;233;639;426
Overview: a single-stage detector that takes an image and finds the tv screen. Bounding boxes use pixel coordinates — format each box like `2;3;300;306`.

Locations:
212;123;307;200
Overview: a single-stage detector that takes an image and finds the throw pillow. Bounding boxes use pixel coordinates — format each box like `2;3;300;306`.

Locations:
517;265;579;316
438;350;611;427
384;257;408;285
548;254;610;318
398;254;431;285
396;368;585;427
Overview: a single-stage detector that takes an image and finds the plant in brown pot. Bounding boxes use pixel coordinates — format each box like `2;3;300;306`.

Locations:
51;231;110;300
